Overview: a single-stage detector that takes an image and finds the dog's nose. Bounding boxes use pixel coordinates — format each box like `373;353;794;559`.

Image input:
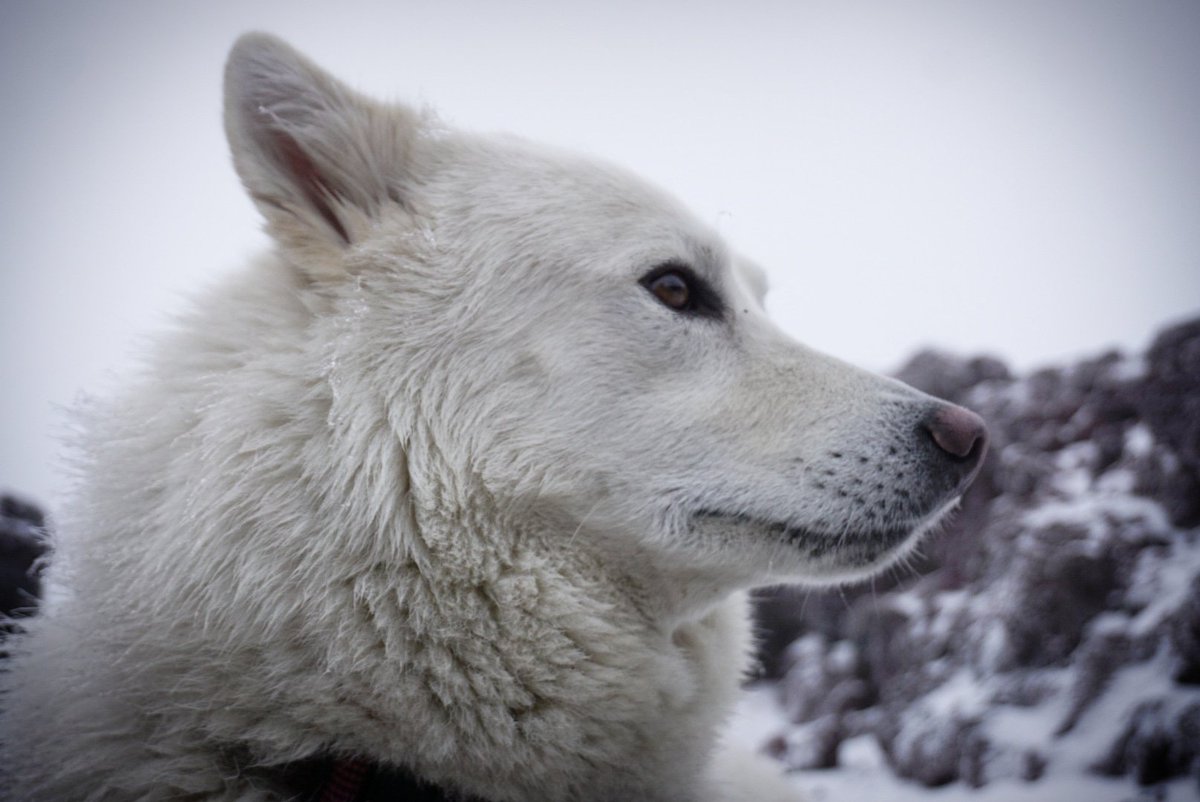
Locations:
923;404;989;489
925;404;988;459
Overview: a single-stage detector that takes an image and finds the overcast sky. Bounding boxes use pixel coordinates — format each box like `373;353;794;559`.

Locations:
3;1;1199;509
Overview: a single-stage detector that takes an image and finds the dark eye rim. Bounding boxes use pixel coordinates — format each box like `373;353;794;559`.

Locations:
639;262;725;320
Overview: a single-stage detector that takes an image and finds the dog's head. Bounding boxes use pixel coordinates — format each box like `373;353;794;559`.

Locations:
225;34;987;604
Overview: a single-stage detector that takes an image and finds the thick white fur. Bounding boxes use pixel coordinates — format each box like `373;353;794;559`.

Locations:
1;34;962;801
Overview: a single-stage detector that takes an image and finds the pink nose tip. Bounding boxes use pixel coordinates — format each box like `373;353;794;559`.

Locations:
926;404;989;461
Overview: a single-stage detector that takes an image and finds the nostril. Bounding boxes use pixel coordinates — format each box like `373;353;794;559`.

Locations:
925;404;989;462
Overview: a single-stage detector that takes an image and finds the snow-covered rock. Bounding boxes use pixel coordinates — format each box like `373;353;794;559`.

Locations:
755;316;1200;794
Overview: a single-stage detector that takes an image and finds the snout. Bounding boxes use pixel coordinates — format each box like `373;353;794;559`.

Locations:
921;404;989;493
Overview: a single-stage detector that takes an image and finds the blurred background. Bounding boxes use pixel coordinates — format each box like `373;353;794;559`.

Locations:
2;2;1199;799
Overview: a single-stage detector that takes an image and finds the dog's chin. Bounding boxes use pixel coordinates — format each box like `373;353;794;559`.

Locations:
692;497;961;585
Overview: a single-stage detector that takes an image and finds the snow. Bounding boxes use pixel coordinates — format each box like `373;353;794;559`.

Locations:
728;683;1200;802
888;590;927;620
1124;423;1155;459
1053;656;1166;774
827;640;857;674
1021;487;1171;537
985;678;1066;749
978;620;1008;673
922;670;990;720
1126;535;1200;637
1110;355;1150;383
792;770;1199;802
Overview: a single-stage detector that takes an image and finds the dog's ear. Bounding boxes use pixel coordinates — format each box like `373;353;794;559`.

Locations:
224;33;420;263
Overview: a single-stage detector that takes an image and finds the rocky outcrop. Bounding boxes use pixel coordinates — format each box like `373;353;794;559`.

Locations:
755;316;1200;791
0;494;47;648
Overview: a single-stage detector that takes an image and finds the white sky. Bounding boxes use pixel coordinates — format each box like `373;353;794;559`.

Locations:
3;1;1199;509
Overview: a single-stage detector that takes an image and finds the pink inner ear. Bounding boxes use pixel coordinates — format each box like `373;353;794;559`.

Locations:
269;129;350;244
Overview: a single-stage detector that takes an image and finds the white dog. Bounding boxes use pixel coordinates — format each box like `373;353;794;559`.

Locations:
1;33;987;801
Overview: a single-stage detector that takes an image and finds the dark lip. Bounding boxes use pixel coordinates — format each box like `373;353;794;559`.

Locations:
692;508;915;560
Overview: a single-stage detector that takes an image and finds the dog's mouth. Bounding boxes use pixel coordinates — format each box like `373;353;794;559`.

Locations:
691;500;958;572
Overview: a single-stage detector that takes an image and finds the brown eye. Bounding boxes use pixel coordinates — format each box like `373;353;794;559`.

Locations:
639;263;726;320
648;271;691;310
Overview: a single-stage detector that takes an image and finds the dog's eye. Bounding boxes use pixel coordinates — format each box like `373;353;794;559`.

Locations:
647;272;691;310
640;264;724;320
